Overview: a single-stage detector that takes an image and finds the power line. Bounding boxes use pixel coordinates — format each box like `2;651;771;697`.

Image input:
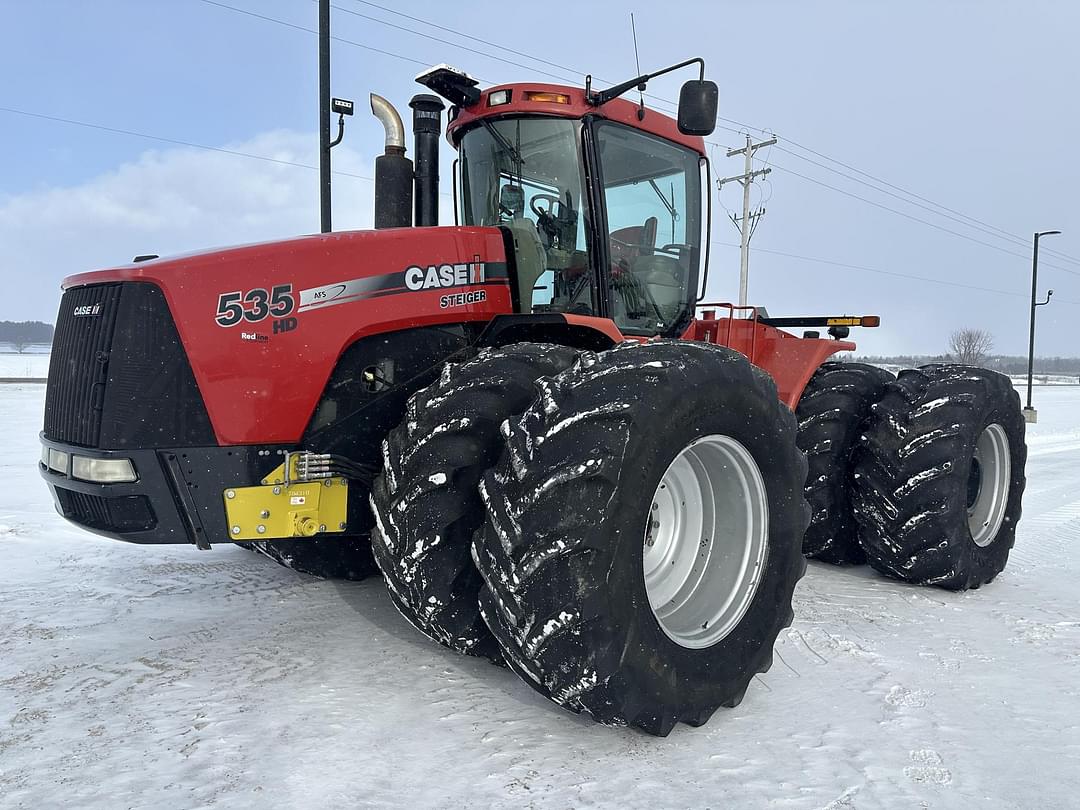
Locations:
771;144;1034;251
331;0;1076;274
339;0;747;136
710;240;1080;305
768;159;1080;278
0;105;373;180
774;136;1080;268
197;0;435;71
331;2;573;84
39;0;1080;287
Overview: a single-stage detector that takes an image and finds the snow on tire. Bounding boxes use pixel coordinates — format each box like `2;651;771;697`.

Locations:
472;340;810;736
370;343;579;661
852;364;1026;590
796;362;894;564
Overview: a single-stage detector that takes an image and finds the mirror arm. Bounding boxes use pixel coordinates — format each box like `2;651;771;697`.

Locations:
586;57;706;106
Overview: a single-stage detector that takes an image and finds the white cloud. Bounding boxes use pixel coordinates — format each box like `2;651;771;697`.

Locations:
0;131;376;322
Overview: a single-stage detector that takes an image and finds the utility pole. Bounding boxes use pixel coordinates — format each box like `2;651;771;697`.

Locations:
718;134;777;307
318;0;332;233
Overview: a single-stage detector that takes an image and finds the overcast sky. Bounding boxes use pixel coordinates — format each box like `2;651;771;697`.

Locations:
2;0;1077;356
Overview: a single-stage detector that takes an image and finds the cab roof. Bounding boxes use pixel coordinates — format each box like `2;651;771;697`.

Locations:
445;82;707;157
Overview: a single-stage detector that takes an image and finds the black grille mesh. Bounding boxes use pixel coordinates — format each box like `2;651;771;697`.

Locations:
44;282;214;448
44;284;123;447
54;489;156;532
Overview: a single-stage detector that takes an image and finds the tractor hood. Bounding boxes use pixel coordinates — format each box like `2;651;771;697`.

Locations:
60;226;512;444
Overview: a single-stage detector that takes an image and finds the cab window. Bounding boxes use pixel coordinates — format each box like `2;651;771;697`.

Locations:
596;123;702;336
459;117;596;316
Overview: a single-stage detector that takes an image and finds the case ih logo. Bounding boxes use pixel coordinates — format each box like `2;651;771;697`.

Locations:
73;303;102;317
404;261;485;291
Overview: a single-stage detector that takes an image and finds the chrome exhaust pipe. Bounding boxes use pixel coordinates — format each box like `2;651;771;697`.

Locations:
370;93;405;151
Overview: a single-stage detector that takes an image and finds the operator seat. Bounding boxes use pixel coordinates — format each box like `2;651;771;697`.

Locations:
505;218;548;313
632;254;685;323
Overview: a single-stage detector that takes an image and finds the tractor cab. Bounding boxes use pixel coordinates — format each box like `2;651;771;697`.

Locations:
427;65;716;339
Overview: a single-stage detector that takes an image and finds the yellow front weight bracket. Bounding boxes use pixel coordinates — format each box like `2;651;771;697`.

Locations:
223;455;348;541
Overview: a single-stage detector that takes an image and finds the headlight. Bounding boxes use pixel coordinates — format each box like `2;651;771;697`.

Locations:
47;448;70;474
72;456;137;483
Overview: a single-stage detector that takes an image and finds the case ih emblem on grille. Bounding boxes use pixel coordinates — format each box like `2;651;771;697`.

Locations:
73;303;103;317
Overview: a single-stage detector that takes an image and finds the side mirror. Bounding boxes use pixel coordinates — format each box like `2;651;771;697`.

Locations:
677;80;718;136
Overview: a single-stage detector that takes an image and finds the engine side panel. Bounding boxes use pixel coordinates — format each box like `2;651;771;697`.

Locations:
62;227;511;445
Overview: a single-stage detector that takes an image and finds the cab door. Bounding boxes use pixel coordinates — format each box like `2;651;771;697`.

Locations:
590;121;707;337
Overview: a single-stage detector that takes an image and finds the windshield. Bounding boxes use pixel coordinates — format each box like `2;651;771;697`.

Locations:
459;117;595;316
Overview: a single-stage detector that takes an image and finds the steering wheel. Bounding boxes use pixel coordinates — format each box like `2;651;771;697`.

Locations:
530;194;564;219
611;235;686;258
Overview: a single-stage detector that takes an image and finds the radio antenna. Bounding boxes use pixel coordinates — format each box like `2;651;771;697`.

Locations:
630;13;645;120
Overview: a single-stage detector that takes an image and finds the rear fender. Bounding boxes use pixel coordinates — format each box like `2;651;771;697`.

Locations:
684;316;855;408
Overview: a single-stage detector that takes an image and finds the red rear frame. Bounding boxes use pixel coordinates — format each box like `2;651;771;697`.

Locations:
684;305;855;409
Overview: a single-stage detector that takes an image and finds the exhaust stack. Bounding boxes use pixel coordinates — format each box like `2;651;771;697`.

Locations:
409;94;445;227
370;93;412;229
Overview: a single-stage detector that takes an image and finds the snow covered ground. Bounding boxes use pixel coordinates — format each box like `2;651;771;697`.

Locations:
2;383;1078;809
0;353;49;378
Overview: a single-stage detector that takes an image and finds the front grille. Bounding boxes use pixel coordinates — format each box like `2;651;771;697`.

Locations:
44;284;123;446
43;282;214;449
54;489;157;532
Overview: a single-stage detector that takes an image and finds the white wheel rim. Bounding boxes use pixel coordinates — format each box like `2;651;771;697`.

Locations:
643;434;769;649
967;423;1011;547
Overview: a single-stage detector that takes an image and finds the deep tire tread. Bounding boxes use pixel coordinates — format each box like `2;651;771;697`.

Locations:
473;341;810;735
370;342;579;661
795;362;895;564
852;364;1027;589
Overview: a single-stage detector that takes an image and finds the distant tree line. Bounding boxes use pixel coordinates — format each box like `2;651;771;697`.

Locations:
847;353;1080;375
0;321;54;352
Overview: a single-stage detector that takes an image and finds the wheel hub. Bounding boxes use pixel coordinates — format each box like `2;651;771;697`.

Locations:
967;423;1011;547
643;434;769;649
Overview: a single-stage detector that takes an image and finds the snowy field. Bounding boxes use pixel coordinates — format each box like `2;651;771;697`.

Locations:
2;384;1079;809
0;353;49;379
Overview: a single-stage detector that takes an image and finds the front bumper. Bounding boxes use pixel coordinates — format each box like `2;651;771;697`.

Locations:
39;434;286;546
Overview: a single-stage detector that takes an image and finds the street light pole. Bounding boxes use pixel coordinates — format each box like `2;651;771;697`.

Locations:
1024;229;1061;422
318;0;332;233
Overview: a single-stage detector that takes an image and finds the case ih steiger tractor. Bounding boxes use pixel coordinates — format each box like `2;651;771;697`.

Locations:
40;59;1026;736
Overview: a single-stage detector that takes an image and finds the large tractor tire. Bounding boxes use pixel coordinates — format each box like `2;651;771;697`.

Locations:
796;362;894;564
246;536;378;581
370;343;580;661
472;341;810;736
852;365;1026;590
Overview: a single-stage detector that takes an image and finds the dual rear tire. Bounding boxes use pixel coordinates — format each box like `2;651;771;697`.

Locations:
851;365;1026;589
369;349;1025;734
373;340;810;735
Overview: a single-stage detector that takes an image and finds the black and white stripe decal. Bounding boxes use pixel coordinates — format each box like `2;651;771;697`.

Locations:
298;260;508;313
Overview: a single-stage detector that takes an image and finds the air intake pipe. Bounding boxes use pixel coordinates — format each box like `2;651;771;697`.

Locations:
370;93;412;229
409;94;445;227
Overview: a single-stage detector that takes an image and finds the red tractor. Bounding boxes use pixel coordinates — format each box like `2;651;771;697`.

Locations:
40;59;1026;735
